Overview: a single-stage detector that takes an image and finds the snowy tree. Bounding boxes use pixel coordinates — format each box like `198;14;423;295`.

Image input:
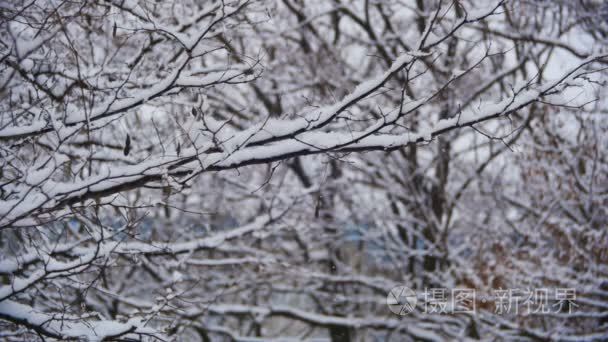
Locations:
0;0;607;341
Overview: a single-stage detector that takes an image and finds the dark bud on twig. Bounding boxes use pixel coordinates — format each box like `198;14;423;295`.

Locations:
191;107;198;117
113;22;117;38
123;134;131;156
176;142;181;157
